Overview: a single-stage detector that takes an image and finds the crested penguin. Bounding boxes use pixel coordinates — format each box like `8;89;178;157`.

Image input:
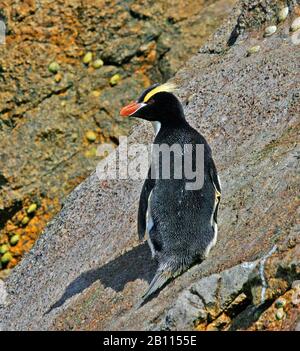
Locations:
120;83;221;304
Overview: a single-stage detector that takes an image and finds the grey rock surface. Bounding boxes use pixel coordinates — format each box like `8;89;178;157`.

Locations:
0;280;7;307
0;0;299;330
158;261;258;330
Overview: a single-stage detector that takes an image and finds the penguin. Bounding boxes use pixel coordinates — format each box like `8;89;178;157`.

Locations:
120;82;221;304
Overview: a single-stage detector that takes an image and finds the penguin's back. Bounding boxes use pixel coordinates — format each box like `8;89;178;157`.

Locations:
149;125;217;262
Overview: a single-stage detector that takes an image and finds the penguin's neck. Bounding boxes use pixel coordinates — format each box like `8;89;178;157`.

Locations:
157;116;190;134
151;108;189;136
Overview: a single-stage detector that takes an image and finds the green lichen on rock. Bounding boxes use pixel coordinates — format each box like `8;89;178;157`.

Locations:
10;235;20;246
0;245;9;255
85;131;97;142
48;62;60;74
278;7;289;22
92;59;104;69
27;203;37;214
109;74;121;86
1;252;12;265
290;17;300;32
247;45;261;55
83;52;93;64
21;216;30;226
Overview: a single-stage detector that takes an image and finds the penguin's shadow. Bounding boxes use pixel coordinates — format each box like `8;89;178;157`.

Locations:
46;242;156;314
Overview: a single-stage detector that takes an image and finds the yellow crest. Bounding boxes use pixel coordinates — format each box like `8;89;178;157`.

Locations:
143;82;177;103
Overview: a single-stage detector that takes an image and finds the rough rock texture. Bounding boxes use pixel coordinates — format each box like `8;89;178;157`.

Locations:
0;0;236;273
158;261;258;330
0;0;299;330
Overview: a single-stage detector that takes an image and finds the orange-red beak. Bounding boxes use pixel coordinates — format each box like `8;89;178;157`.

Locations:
120;101;143;117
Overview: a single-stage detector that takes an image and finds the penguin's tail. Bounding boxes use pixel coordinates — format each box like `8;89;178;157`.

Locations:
142;269;172;302
136;261;185;308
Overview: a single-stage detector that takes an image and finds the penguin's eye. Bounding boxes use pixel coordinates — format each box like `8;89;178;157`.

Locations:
147;98;155;105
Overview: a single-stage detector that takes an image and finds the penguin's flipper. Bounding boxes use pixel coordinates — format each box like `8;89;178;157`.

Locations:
138;167;155;241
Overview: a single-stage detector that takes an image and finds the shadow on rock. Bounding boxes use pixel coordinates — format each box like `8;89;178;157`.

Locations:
46;242;156;314
229;301;273;330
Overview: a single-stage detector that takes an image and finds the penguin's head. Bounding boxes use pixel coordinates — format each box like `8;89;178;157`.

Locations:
120;83;185;123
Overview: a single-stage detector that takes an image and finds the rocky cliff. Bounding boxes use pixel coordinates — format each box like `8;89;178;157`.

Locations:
0;0;299;330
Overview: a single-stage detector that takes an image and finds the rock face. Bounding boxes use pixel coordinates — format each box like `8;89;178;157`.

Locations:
0;0;299;330
0;0;236;273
